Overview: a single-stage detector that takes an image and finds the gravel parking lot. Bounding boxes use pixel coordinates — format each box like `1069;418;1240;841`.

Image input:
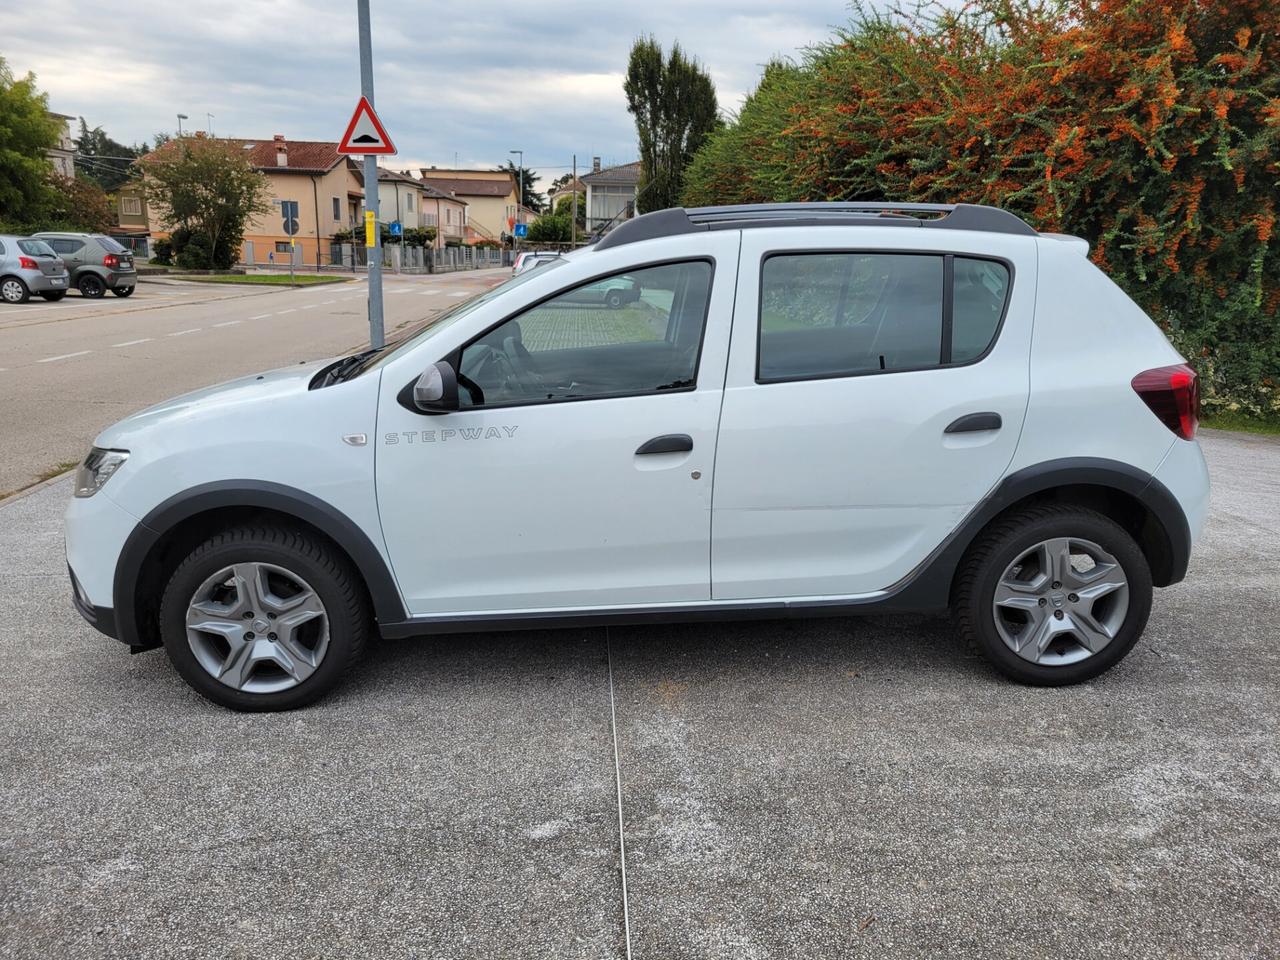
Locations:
1;429;1277;959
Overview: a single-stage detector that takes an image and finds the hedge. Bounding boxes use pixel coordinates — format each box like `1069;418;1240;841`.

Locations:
683;0;1280;418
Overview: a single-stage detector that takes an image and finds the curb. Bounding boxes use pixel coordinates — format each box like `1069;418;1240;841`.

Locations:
0;469;74;508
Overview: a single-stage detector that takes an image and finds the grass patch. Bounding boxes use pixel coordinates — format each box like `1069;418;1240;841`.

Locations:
37;459;80;482
1201;410;1280;437
172;274;346;286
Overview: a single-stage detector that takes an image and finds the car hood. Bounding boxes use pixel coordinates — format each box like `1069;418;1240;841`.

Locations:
95;359;334;448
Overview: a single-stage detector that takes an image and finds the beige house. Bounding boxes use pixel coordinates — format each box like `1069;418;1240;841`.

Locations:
47;113;76;178
420;183;469;247
377;169;469;248
419;167;524;244
142;134;365;267
582;158;641;233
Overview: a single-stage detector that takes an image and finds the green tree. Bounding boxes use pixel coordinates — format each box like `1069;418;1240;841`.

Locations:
139;135;270;269
45;174;114;232
75;119;147;192
496;160;544;213
624;37;721;214
527;212;572;243
0;58;60;226
553;193;585;228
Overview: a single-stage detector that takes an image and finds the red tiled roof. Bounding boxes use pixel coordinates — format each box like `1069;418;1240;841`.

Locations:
419;173;514;198
141;136;346;174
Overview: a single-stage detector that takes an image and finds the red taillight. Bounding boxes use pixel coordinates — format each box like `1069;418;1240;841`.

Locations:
1132;363;1199;440
18;256;37;270
102;254;119;268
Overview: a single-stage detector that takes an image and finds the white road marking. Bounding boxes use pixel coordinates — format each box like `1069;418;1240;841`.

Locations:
275;309;296;315
447;291;470;298
321;300;337;305
212;320;242;328
112;338;153;347
250;313;272;320
300;304;317;310
419;289;441;296
37;350;91;363
168;328;201;337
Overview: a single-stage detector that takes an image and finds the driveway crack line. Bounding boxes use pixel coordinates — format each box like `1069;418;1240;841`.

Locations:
606;628;633;960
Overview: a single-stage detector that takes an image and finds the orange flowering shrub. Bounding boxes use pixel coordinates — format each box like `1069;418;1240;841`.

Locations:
683;0;1280;416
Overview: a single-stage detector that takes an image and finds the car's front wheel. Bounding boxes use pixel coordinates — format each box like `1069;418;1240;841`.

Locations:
78;274;106;298
1;277;30;304
954;504;1152;686
159;525;369;710
605;290;624;309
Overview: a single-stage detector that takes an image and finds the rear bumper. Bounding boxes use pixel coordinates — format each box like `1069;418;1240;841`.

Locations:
106;272;137;288
27;273;69;292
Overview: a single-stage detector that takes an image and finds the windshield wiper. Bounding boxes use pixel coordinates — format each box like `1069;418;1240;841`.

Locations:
320;347;384;386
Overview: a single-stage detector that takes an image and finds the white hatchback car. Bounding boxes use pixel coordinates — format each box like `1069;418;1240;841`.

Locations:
66;203;1209;711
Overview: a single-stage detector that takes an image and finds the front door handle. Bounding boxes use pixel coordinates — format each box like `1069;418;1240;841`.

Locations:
636;434;693;455
945;412;1002;434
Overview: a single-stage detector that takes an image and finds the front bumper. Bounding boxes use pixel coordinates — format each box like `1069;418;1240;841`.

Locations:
28;273;69;293
65;488;140;645
68;564;118;639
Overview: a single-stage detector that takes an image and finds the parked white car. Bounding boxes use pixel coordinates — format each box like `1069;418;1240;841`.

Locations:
65;203;1209;711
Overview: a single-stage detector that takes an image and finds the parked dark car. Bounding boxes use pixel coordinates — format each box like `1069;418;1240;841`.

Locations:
33;232;137;298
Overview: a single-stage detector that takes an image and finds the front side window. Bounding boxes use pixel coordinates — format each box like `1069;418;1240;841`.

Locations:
758;252;1009;382
457;260;713;408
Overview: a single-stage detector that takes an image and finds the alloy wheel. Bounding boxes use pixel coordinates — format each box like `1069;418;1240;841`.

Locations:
185;562;330;694
991;536;1129;666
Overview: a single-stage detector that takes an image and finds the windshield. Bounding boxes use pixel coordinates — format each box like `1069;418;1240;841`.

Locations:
17;239;56;257
353;258;567;376
93;235;128;253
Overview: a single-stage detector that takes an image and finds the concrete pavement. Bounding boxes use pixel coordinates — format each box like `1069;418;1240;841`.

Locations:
0;429;1276;958
0;270;508;495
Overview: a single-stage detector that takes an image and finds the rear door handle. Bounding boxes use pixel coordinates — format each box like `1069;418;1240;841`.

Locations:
945;412;1002;434
636;434;693;455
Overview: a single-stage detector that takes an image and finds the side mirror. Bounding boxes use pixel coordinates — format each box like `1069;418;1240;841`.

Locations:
412;360;459;413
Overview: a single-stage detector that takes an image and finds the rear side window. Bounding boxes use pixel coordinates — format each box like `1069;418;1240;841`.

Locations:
758;252;1010;382
48;239;83;255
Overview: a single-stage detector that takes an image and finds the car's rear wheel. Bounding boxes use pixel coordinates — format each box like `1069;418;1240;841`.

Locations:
1;277;30;304
158;525;369;711
605;290;624;309
110;285;135;297
78;274;106;298
40;291;67;302
954;504;1152;685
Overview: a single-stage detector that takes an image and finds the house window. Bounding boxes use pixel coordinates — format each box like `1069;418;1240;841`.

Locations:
406;193;414;212
446;208;452;225
121;196;142;216
275;242;292;254
332;197;341;221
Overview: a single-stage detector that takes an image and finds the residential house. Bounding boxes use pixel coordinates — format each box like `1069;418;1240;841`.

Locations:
581;158;641;233
47;113;76;178
419;182;468;248
418;167;524;244
548;177;585;214
111;183;151;256
142;134;365;267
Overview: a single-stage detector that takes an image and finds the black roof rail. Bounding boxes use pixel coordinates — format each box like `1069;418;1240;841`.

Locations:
593;201;1037;250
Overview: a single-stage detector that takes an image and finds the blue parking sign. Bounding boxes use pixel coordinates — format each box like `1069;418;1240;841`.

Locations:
513;223;528;238
389;221;403;237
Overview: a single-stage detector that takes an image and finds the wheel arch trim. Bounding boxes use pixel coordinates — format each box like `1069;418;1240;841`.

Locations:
112;480;406;647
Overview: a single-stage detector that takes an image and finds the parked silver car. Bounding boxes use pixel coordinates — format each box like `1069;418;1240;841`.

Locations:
0;236;70;304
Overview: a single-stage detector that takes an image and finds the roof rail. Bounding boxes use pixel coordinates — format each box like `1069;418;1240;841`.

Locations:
593;201;1037;250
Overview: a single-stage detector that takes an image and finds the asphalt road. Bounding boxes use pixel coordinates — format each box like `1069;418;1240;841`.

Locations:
0;270;506;495
0;429;1276;959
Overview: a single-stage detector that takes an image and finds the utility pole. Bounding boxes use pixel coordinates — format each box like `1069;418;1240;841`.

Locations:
509;148;523;255
571;154;577;249
357;0;385;348
176;113;187;137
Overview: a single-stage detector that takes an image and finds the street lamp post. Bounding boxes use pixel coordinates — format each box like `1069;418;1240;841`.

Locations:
509;148;523;254
176;113;188;137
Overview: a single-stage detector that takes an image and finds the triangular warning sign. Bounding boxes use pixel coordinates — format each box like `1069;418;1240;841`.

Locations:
338;96;396;155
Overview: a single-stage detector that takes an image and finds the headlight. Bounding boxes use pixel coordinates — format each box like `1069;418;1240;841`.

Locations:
73;448;129;498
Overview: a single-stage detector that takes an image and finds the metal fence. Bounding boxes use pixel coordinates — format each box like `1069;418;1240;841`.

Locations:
320;243;509;273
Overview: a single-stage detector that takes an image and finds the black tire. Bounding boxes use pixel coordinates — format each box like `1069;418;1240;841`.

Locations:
954;503;1152;686
40;291;67;302
78;274;106;298
1;277;30;305
110;285;135;297
158;525;369;711
605;290;624;309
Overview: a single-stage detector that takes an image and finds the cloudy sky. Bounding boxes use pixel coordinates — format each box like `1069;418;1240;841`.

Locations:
5;0;849;190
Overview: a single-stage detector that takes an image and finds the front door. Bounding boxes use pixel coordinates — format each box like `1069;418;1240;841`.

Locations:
376;240;739;616
711;227;1037;600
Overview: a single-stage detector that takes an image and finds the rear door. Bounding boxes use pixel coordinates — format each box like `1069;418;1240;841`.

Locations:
711;226;1036;600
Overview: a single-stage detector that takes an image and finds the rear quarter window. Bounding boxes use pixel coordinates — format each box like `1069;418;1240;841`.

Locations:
17;240;56;257
93;235;128;254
